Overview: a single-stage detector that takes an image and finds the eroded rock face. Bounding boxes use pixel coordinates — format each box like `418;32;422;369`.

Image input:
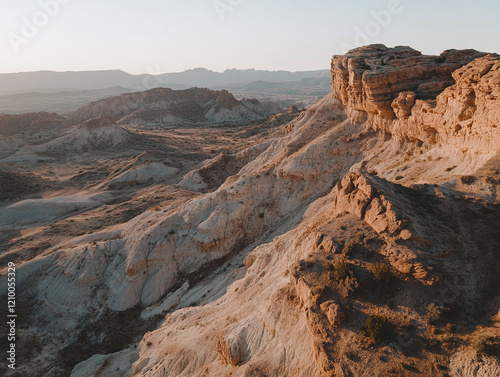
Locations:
330;44;486;118
216;331;248;367
391;91;416;120
315;233;340;254
331;45;500;154
334;172;403;236
334;172;416;277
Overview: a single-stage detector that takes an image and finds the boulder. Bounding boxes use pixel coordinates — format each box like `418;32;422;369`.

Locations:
320;300;346;328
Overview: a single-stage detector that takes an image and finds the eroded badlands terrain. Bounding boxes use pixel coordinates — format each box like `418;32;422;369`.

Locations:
1;45;500;377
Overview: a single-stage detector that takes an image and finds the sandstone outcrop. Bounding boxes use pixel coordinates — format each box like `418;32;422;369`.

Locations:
92;47;500;376
331;45;500;156
331;44;486;118
334;172;405;236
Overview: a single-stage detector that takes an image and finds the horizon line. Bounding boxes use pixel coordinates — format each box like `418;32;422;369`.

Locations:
0;66;331;76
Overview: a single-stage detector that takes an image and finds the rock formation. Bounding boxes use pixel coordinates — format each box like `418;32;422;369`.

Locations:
67;87;283;126
330;45;486;117
331;45;500;155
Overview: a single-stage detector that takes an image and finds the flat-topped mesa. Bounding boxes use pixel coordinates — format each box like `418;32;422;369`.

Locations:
330;44;486;118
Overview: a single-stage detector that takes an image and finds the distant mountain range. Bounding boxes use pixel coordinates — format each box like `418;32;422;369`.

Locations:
0;68;330;114
0;68;329;95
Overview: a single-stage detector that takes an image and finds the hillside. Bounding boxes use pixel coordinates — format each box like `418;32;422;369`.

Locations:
0;45;499;377
0;112;71;159
0;112;70;137
67;87;283;126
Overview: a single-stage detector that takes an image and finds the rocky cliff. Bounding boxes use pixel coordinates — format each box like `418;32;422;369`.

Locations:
331;45;499;153
1;45;499;377
331;45;487;117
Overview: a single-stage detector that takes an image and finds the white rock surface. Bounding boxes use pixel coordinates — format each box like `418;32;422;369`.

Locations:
71;346;138;377
112;162;179;184
0;192;113;226
140;281;189;320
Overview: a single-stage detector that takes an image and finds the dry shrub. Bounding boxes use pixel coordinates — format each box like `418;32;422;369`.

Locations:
365;314;389;343
333;257;349;281
371;262;391;285
426;303;442;323
338;272;359;298
460;175;475;184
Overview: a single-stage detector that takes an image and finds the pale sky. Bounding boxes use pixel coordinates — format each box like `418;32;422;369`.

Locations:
1;0;499;74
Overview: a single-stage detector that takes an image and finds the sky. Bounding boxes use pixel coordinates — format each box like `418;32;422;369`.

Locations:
1;0;499;75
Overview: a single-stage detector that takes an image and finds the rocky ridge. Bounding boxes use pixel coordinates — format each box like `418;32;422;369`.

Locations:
67;87;283;126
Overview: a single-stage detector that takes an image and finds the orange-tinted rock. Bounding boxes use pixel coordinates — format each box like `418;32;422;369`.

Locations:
320;300;346;328
331;44;486;118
